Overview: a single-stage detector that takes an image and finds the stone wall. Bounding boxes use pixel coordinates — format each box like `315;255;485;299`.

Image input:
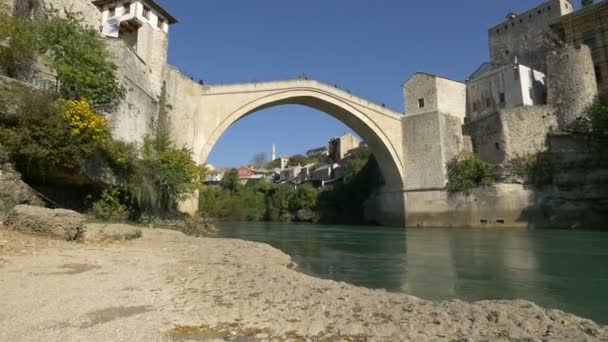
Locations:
488;0;573;71
405;185;537;228
403;72;465;118
402;111;464;190
41;0;101;28
500;106;557;159
135;22;169;95
105;39;159;144
162;66;205;159
464;105;557;164
546;45;598;130
403;73;437;115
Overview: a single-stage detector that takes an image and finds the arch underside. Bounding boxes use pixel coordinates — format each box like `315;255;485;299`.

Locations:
199;89;404;190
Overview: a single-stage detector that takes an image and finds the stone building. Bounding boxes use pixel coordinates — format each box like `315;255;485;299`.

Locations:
488;0;574;71
306;146;329;161
328;133;360;163
466;61;547;122
552;0;608;91
402;73;466;190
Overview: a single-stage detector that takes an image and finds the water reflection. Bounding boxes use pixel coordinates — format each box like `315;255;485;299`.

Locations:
218;222;608;324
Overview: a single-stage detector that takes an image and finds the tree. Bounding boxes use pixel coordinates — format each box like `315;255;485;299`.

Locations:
447;152;496;194
288;154;318;167
251;152;268;169
342;145;371;182
0;9;39;79
221;168;240;191
582;0;594;7
586;94;608;159
39;12;125;111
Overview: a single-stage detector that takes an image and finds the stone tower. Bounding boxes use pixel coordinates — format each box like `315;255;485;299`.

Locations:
547;45;598;129
402;72;466;190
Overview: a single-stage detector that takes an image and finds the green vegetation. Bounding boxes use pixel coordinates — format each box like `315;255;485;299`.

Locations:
0;10;203;225
90;188;129;222
447;152;496;194
507;154;554;186
0;10;124;110
586;94;608;159
199;176;319;222
200;145;383;225
287;154;319;167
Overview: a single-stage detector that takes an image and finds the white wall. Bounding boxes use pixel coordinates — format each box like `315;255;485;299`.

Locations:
466;63;546;122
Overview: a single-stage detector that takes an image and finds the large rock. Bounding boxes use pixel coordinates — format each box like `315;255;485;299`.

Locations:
83;223;142;242
5;205;84;241
0;161;44;222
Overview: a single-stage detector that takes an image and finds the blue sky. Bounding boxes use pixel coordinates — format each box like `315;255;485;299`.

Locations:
157;0;577;167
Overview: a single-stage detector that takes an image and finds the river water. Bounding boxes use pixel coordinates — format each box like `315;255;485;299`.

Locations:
217;222;608;324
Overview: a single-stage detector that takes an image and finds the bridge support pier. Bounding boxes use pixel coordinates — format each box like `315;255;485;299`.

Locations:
364;188;406;227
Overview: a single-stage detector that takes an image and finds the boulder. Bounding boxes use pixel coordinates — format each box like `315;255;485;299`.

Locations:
294;209;316;222
0;161;44;222
83;223;142;242
5;205;84;241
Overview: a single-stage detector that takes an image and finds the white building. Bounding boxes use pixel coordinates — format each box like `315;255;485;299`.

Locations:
466;61;546;122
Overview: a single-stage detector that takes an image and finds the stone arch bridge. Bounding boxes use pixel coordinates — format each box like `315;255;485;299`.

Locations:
164;76;408;225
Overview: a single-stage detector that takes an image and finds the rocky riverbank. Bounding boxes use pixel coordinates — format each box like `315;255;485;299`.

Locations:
0;224;606;341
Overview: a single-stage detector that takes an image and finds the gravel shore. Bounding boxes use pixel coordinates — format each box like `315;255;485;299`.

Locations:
0;224;606;341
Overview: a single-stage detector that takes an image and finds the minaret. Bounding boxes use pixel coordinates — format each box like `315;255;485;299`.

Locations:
272;144;276;161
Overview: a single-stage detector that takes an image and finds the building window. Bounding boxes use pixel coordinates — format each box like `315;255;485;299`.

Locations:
485;97;491;108
548;6;551;10
472;102;479;112
583;32;597;49
143;6;150;19
499;92;505;104
124;2;131;14
157;18;164;29
417;98;425;108
505;50;510;56
519;18;523;23
595;64;602;83
495;142;500;150
108;6;115;17
537;9;542;15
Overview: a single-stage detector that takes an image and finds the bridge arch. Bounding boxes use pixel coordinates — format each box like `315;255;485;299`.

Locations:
194;81;405;190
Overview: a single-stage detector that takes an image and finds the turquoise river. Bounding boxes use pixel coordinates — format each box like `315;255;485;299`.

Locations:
218;222;608;325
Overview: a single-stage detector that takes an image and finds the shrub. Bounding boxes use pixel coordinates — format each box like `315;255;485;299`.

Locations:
447;152;496;194
91;188;128;222
508;154;554;186
287;184;318;211
40;12;125;110
61;99;109;142
587;96;608;159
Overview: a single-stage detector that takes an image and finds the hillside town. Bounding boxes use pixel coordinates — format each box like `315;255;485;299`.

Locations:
205;133;365;189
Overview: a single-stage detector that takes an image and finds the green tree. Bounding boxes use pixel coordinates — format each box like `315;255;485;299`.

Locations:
288;154;317;167
221;168;240;191
287;184;319;211
39;12;125;110
447;152;496;194
0;9;39;79
342;145;371;182
587;95;608;159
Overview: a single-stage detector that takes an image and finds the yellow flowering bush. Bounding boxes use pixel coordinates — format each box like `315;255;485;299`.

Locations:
61;99;109;142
